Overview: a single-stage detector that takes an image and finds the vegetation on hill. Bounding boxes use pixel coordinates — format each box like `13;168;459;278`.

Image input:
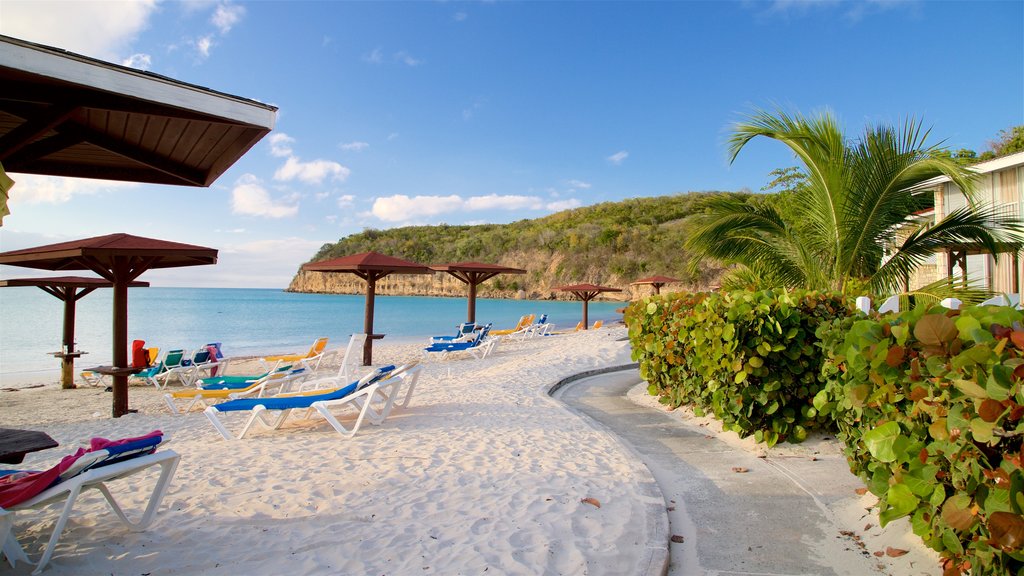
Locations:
300;192;740;294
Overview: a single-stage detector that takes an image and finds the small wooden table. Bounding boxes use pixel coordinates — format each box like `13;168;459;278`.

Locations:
49;350;87;388
0;428;58;465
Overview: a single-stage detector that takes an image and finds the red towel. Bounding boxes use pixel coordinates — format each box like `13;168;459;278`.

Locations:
0;430;162;508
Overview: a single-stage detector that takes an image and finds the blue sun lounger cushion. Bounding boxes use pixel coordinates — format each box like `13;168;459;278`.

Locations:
209;365;395;413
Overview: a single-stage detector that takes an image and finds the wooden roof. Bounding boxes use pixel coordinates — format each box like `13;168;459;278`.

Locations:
0;233;218;271
0;276;149;289
303;251;433;275
555;283;622;293
0;34;276;187
430;261;526;275
631;275;681;286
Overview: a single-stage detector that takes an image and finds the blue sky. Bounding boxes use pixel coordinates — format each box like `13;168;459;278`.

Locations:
0;0;1021;288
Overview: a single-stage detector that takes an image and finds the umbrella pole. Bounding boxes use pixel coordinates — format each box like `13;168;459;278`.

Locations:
468;281;477;324
582;299;589;330
363;276;376;366
61;292;76;389
112;275;129;418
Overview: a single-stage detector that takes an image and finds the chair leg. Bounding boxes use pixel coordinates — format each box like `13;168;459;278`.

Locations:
94;452;179;530
162;393;180;415
1;511;29;568
32;484;84;574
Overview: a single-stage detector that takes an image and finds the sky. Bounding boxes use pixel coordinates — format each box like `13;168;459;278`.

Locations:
0;0;1021;288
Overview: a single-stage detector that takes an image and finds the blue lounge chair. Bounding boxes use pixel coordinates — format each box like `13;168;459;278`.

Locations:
204;364;411;440
424;324;496;360
430;323;478;344
1;432;179;574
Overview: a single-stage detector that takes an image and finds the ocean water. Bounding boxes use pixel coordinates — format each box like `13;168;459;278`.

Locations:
0;287;624;385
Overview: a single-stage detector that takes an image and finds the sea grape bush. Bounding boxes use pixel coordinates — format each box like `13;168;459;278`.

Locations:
815;304;1024;575
625;289;850;446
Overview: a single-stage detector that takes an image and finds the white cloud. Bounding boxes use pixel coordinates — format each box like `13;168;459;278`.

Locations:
546;199;582;211
464;194;542;211
231;174;299;218
567;179;592;190
337;194;355;208
372;194;464;222
274;157;350;185
0;0;158;61
364;48;384;64
394;51;422;67
122;53;152;70
268;133;295;157
607;150;629;165
211;2;245;34
196;35;214;59
371;193;579;223
340;141;370;152
4;174;137;206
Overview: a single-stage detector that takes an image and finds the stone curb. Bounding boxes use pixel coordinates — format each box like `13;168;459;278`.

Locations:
548;363;670;576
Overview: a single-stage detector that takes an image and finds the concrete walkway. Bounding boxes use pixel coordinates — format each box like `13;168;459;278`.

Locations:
553;368;939;576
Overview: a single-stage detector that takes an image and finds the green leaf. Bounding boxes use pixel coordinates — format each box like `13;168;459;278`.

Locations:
880;484;920;526
646;302;658;315
863;421;903;462
952;378;989;399
734;370;747;384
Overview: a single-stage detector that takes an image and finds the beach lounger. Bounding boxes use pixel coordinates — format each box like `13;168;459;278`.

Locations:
156;348;216;388
323;333;367;384
203;364;407;440
260;337;329;372
430;323;478;344
163;367;310;414
0;431;179;574
491;314;533;336
311;364;422;438
424;324;496;360
510;314;550;340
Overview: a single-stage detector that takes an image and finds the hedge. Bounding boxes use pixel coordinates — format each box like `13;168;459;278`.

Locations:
625;289;851;446
815;303;1024;575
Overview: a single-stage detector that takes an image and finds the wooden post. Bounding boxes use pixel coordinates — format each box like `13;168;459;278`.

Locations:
112;263;130;418
468;279;477;324
362;274;377;366
61;292;76;389
581;298;589;330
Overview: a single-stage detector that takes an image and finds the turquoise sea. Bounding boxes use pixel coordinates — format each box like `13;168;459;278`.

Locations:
0;287;624;386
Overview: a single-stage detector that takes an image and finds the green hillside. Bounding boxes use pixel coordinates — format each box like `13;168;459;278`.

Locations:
299;191;747;294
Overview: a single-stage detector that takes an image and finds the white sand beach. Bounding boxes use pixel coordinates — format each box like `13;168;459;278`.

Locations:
1;327;940;575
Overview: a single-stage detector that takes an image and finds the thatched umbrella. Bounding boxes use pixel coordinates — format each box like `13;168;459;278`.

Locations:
631;275;681;295
0;276;148;389
302;252;433;365
554;283;622;329
0;234;217;416
430;262;526;323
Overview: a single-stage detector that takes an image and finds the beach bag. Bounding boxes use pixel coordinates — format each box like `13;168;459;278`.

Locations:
131;339;149;368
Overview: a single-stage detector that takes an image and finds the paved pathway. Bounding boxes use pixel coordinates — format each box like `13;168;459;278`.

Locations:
553;368;937;576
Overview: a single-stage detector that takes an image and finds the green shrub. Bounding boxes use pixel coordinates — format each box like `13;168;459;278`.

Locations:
815;304;1024;575
626;289;851;446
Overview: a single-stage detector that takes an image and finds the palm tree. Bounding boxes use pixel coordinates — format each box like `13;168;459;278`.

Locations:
687;108;1021;297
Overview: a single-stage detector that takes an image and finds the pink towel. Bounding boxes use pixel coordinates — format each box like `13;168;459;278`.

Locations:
0;430;162;508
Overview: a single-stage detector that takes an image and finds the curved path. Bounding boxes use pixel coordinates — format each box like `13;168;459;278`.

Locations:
553;368;934;576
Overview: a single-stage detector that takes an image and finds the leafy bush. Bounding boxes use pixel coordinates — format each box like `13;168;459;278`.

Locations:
815;304;1024;575
626;289;850;446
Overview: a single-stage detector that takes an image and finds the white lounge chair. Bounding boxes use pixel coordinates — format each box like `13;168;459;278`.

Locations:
163;367;311;415
203;364;409;440
311;364;423;438
325;333;368;384
424;324;497;360
1;433;179;574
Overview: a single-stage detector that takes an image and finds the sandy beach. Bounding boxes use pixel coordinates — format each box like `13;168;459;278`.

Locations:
1;327;940;575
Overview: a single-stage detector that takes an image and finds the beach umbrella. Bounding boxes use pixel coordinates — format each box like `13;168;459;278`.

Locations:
302;252;434;365
554;283;622;329
0;234;217;417
0;276;148;389
430;262;526;324
631;275;681;295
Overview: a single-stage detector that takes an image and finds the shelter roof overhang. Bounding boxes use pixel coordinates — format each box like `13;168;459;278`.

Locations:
303;252;433;276
0;233;218;272
430;261;526;275
630;275;680;286
0;276;149;289
0;34;277;187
